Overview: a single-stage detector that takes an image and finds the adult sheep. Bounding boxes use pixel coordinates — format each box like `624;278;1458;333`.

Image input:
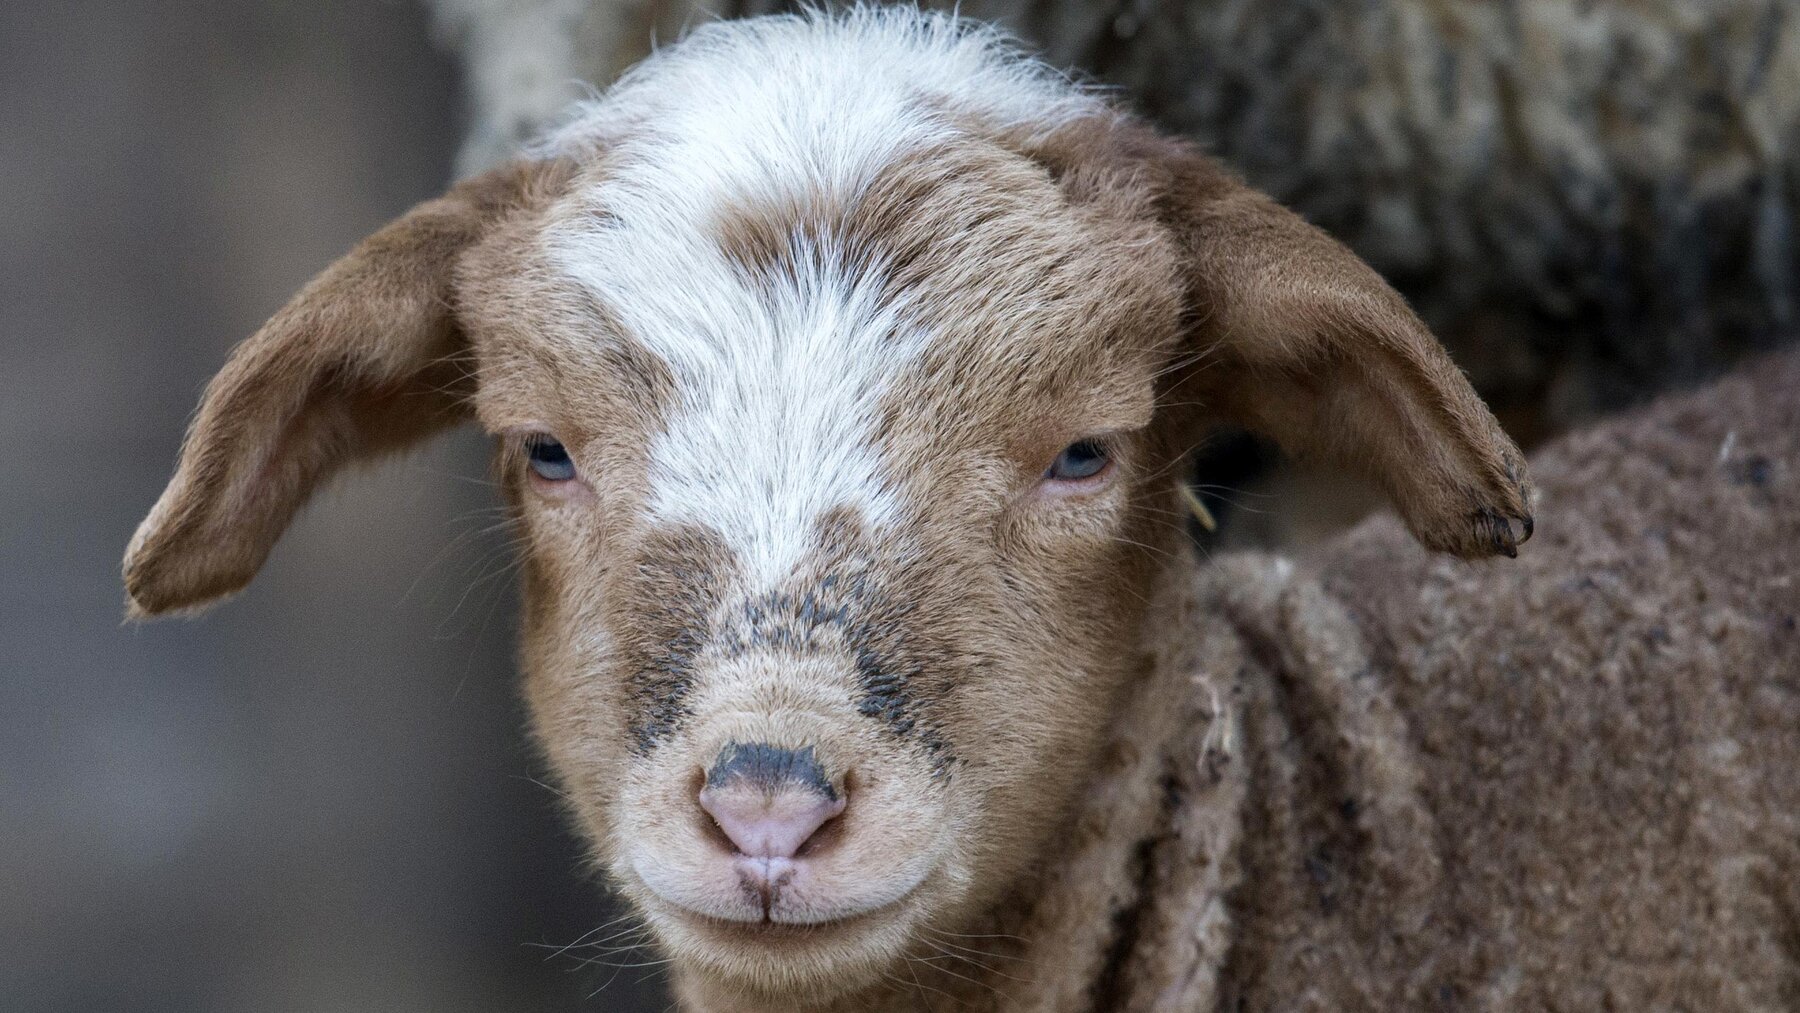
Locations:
124;9;1795;1011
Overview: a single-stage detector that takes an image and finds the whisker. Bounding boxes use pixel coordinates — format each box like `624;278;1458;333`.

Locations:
1108;533;1178;560
917;941;1032;985
573;953;672;972
925;928;1028;943
1189;482;1274;499
511;774;571;801
923;934;1035;966
399;510;519;607
528;910;650;960
910;950;1007;1000
900;952;960;1009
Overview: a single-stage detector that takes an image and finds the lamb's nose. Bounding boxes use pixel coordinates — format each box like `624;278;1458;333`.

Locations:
698;742;845;860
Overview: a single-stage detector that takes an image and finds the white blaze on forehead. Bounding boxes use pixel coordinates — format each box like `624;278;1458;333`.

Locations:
539;9;1101;586
570;228;922;586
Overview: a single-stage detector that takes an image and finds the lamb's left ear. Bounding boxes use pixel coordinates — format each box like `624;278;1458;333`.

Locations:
1147;140;1534;559
124;160;563;617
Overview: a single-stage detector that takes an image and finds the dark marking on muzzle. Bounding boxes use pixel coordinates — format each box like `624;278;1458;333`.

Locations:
706;741;838;801
630;618;704;753
848;618;952;773
620;518;958;773
718;582;854;657
621;529;738;754
714;572;952;771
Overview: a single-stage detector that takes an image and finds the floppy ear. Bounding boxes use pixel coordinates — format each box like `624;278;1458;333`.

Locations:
1153;144;1533;558
124;160;562;617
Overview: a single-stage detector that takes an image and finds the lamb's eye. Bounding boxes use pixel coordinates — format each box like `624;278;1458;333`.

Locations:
525;435;576;482
1046;439;1111;482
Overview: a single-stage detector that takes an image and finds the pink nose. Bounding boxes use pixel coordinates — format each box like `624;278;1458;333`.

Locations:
699;783;846;860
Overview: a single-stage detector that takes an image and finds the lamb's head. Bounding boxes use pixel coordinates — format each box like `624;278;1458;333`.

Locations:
123;10;1531;1007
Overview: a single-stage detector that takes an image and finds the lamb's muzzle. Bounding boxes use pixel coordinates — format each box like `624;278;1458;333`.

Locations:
698;742;849;914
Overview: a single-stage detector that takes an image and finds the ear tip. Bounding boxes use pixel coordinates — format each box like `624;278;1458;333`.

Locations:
1408;506;1534;561
120;579;237;621
121;544;244;620
122;594;159;623
120;554;177;620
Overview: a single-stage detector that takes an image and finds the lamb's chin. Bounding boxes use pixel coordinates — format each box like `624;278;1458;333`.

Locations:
640;890;928;1003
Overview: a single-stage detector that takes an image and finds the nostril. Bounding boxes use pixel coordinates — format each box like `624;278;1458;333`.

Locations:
698;741;848;860
698;783;846;860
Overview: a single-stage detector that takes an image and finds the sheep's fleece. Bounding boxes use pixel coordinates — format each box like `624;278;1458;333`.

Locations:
989;351;1797;1011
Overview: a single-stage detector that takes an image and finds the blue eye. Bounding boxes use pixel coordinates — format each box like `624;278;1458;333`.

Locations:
1047;439;1110;481
525;435;576;482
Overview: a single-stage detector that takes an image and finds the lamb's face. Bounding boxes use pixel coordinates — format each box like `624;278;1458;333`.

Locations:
456;128;1190;997
124;14;1534;1006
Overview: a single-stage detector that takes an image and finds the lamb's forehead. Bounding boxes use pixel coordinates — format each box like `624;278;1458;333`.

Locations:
536;8;1113;334
485;11;1172;584
526;9;1146;381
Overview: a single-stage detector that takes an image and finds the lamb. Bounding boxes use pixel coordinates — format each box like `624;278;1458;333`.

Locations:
122;9;1795;1011
433;0;1800;431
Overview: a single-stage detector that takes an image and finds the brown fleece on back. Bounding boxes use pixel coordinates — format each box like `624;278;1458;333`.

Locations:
1292;353;1800;1011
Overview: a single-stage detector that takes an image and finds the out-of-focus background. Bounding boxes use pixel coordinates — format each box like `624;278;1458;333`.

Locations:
1;2;664;1009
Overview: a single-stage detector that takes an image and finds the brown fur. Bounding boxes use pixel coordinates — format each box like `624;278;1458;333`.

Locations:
123;67;1544;1011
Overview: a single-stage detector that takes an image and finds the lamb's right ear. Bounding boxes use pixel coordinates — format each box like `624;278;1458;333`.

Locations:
123;160;564;618
1140;138;1534;559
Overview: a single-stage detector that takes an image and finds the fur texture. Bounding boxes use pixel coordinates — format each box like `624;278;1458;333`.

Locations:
434;0;1800;434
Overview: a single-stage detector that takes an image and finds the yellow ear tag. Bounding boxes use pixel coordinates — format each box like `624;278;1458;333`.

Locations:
1178;483;1218;533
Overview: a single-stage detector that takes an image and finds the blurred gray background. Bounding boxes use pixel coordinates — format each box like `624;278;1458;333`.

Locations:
1;2;665;1009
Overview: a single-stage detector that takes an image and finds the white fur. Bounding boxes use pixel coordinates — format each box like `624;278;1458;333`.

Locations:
543;8;1102;585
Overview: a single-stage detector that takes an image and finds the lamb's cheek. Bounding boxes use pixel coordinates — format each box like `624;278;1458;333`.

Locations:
941;580;1134;880
959;497;1166;843
937;667;1114;905
516;584;634;854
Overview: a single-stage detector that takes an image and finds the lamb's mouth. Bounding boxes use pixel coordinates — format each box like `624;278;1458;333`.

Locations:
679;904;888;939
642;875;928;936
631;881;932;1000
